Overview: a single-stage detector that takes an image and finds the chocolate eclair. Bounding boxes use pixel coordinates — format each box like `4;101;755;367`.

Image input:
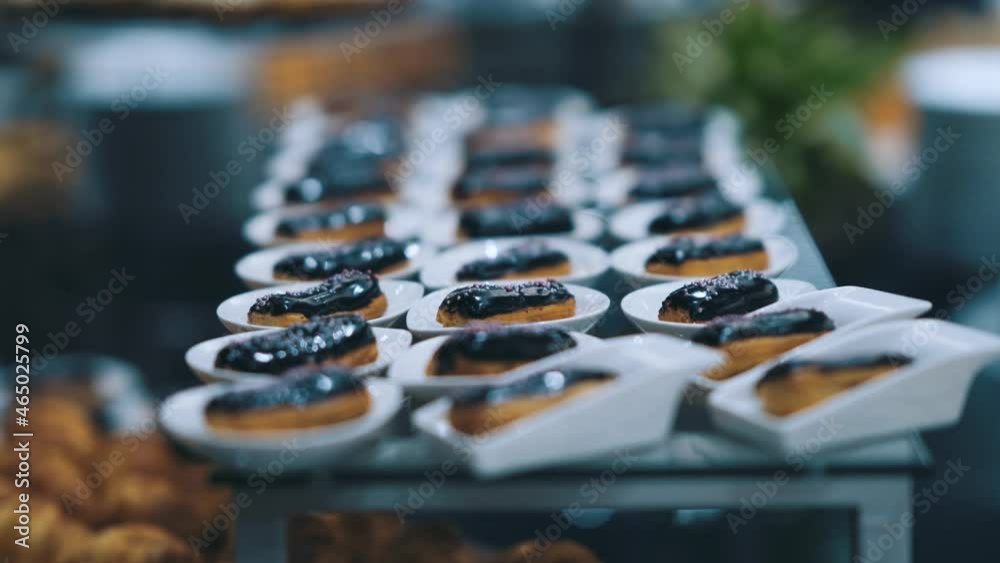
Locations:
449;368;614;435
658;270;778;323
465;120;558;154
437;280;576;327
274;203;387;242
248;270;387;327
283;165;395;206
692;309;835;380
756;354;913;416
648;193;745;237
205;370;370;432
623;131;703;166
645;235;769;277
465;146;557;171
629;165;719;201
458;203;574;239
456;241;570;281
452;164;552;208
214;314;377;374
430;326;578;376
273;237;412;281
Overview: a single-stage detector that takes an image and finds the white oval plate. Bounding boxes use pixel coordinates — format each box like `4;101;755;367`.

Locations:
608;199;785;242
216;280;424;333
406;283;611;339
234;239;434;289
610;235;798;287
243;204;430;248
184;327;412;383
386;332;603;400
418;209;606;247
621;278;817;337
419;237;610;290
159;378;402;471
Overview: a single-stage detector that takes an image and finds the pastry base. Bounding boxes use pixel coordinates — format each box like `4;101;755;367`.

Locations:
657;307;694;323
436;299;576;327
646;250;769;277
248;293;388;327
703;332;829;381
277;221;386;244
206;389;371;432
273;259;410;282
449;379;607;435
654;214;746;237
756;365;898;416
428;355;533;377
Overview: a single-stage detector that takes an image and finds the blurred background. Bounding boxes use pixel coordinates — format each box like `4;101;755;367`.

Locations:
2;0;999;561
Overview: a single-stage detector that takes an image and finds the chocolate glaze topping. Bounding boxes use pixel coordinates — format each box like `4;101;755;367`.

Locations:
623;104;708;133
434;326;577;373
273;237;411;280
692;308;835;346
459;203;574;238
284;165;392;205
623;131;703;165
250;270;382;318
452;164;551;200
757;354;913;387
440;280;573;319
456;241;569;281
206;369;364;414
214;314;375;374
629;166;719;200
648;193;743;234
646;235;765;267
275;204;387;237
466;147;557;170
453;368;613;407
659;270;778;321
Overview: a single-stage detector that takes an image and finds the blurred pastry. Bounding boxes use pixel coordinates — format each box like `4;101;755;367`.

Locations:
495;539;602;563
62;524;196;563
205;370;370;432
647;193;745;237
248;270;387;327
458;203;573;239
430;326;577;376
466;146;556;170
452;164;551;208
214;315;377;374
645;235;768;277
437;280;575;327
450;368;614;435
692;309;835;380
628;165;718;201
756;354;912;416
0;497;92;563
274;203;386;242
456;241;570;282
289;512;401;563
658;270;778;323
273;237;413;281
381;522;477;563
284;165;396;206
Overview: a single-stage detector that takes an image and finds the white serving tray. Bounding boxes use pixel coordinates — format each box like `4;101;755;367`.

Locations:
621;278;817;337
419;236;610;290
386;332;603;400
216;280;424;333
159;378;402;471
609;234;798;287
412;335;725;478
185;326;412;383
406;282;611;339
708;319;1000;453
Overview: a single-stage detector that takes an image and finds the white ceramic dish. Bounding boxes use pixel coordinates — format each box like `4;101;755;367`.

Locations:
419;237;610;290
184;327;412;383
621;278;817;337
689;286;932;390
234;240;434;289
708;319;1000;453
159;378;402;471
215;280;424;333
243;204;428;248
406;282;611;339
418;208;606;247
411;335;725;478
386;332;603;400
608;199;785;242
609;234;798;287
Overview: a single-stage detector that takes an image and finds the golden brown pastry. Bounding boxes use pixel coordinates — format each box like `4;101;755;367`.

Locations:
647;193;746;237
0;496;92;563
248;270;387;327
436;280;575;328
756;354;912;416
645;235;769;277
429;326;577;376
274;203;386;243
61;524;196;563
289;512;402;563
495;539;602;563
381;522;478;563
